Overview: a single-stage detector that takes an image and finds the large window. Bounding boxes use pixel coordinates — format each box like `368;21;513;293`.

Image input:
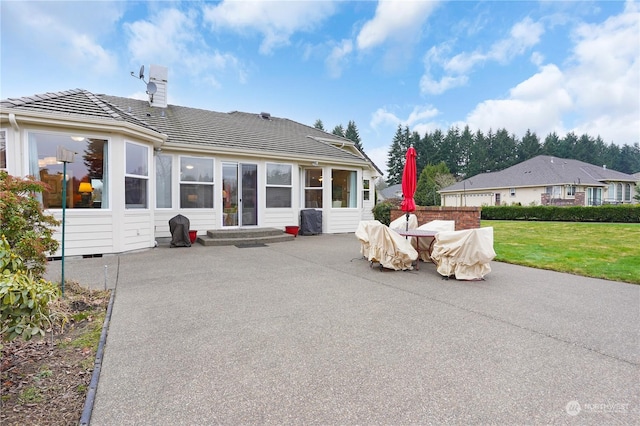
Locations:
125;142;149;209
155;154;172;208
29;133;109;209
588;187;602;206
616;183;623;202
625;184;631;202
266;163;292;208
180;156;213;208
332;169;357;208
0;130;6;170
304;168;323;208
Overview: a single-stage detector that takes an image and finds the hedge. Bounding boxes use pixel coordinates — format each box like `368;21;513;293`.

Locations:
481;205;640;223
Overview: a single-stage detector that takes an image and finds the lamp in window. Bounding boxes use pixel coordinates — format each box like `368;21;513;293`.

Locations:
78;182;93;207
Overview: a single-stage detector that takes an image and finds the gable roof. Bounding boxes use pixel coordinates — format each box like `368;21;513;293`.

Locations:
1;89;381;172
440;155;637;193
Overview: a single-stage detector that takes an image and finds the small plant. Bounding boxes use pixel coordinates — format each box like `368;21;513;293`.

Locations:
19;386;43;403
1;235;60;343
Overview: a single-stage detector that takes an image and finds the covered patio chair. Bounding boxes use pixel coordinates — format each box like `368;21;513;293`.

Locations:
355;220;418;270
414;220;456;262
430;227;496;280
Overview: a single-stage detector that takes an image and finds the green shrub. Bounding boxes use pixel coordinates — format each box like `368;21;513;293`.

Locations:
1;235;60;343
0;171;59;277
481;205;640;222
372;202;393;225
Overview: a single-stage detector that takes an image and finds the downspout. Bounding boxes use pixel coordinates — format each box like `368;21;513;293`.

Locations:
9;113;19;131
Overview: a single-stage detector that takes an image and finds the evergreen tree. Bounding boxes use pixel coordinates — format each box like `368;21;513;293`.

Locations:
439;127;461;177
458;125;474;178
415;162;453;206
517;129;541;162
489;128;517;171
575;134;597;164
542;132;561;156
467;129;489;177
385;125;406;185
313;119;325;131
416;130;434;174
331;124;345;137
344;120;363;151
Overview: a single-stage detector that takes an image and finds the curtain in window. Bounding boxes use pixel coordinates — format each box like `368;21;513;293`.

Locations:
28;134;43;204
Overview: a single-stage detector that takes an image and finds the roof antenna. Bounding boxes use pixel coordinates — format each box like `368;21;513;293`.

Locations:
130;65;157;103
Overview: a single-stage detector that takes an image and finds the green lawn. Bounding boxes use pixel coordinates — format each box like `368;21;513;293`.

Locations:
482;220;640;284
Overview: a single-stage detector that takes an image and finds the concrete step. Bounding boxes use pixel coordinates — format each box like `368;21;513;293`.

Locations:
205;227;286;239
197;233;294;246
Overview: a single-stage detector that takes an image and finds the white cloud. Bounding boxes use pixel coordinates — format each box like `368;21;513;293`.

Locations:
125;8;247;87
1;1;122;76
371;107;402;130
356;0;439;50
421;16;544;95
367;145;391;178
488;17;544;63
464;64;572;137
325;39;353;78
462;0;640;147
203;0;337;55
370;104;441;152
565;0;640;124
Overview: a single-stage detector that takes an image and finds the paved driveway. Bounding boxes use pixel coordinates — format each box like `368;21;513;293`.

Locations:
48;233;639;425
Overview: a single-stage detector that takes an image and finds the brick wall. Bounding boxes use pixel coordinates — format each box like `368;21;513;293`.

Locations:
390;206;481;230
541;192;585;206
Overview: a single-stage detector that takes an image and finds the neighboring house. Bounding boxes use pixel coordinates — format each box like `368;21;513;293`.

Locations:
439;155;637;207
1;79;381;257
377;183;402;202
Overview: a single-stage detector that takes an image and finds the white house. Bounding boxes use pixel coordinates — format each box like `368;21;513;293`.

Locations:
1;77;381;257
439;155;637;207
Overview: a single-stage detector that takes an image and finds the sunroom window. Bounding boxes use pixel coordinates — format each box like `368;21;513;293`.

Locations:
0;130;6;170
332;169;356;208
125;142;149;209
266;163;292;208
29;132;109;209
155;154;172;208
180;156;214;208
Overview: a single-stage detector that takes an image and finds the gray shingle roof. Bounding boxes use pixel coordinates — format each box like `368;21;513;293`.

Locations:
0;89;161;133
1;89;377;168
441;155;637;192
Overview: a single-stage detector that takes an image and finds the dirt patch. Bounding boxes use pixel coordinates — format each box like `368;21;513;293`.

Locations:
1;281;110;426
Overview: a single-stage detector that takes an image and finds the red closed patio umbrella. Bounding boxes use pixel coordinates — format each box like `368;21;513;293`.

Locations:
400;145;417;231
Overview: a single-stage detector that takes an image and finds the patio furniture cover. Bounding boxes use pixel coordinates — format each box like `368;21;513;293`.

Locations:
355;220;418;270
430;227;496;280
169;214;191;247
414;220;456;262
389;213;418;246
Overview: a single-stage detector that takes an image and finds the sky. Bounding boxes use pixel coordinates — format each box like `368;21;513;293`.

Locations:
1;0;639;177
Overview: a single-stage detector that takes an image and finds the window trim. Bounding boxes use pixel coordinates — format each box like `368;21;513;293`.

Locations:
125;141;150;209
179;155;215;209
266;162;293;208
331;168;358;208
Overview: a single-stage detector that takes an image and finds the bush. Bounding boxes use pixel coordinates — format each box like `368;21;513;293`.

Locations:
0;171;59;277
481;205;640;222
1;235;60;343
372;198;402;225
